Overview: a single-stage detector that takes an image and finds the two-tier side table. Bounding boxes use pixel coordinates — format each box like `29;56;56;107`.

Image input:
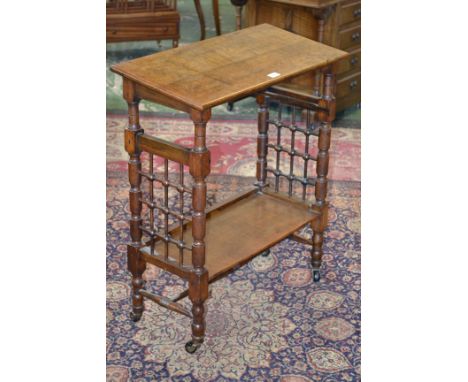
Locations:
111;24;348;353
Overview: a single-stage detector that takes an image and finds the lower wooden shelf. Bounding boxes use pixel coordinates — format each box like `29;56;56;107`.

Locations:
142;190;319;282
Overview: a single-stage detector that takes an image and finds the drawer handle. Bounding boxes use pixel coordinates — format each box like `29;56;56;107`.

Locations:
354;8;361;17
349;80;358;90
351;32;360;41
350;56;358;66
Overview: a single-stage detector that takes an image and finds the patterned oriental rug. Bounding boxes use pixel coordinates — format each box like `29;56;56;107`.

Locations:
107;114;361;182
106;114;361;381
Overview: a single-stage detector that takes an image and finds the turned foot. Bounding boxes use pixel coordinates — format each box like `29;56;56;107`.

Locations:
227;102;234;111
313;270;321;283
260;249;270;257
185;340;202;354
130;311;142;322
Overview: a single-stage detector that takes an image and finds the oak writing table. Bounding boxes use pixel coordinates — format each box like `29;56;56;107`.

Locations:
111;24;348;353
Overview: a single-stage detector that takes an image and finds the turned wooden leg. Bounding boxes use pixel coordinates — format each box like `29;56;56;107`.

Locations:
213;0;221;35
186;109;211;353
255;94;269;191
128;246;146;321
312;72;335;282
193;0;206;40
124;85;146;319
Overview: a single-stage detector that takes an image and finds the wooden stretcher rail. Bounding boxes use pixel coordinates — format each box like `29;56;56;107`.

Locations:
140;247;193;279
138;133;191;165
139;290;192;318
264;89;327;112
290;233;313;246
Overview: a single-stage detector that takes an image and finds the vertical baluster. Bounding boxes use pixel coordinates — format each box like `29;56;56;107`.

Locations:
289;106;296;196
303;110;311;200
185;109;211;354
149;154;155;256
255;94;269;191
123;80;146;322
163;158;169;260
311;71;335;283
178;163;184;266
275;103;282;192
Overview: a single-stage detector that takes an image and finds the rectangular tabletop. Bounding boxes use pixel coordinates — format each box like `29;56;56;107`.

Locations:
111;24;348;111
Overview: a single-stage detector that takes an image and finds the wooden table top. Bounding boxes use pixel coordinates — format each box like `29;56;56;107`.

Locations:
111;24;348;111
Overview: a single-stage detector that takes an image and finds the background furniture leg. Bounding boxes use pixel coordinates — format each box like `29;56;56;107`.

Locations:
255;94;269;191
186;109;211;353
213;0;221;35
235;5;242;30
193;0;206;40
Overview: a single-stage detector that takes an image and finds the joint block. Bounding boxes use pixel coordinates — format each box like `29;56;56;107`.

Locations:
317;98;336;122
124;128;143;154
189;150;211;178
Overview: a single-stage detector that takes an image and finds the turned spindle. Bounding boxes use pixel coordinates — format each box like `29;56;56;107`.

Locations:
311;71;335;282
256;94;269;191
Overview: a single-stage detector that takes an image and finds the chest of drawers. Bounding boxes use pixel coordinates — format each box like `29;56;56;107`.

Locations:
245;0;361;111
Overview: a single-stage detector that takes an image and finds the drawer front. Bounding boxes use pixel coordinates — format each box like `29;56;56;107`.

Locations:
337;73;361;99
340;1;361;26
336;48;360;75
107;24;178;41
339;25;361;50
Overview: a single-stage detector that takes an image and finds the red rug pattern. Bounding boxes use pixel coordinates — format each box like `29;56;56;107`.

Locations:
107;114;360;182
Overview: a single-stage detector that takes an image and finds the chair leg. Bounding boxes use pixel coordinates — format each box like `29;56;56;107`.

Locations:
213;0;221;35
193;0;206;40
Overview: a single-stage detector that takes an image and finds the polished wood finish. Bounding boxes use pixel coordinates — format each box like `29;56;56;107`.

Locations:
245;0;361;111
111;24;347;111
187;109;210;346
139;134;191;164
106;0;180;47
123;85;146;322
111;25;345;352
150;191;319;279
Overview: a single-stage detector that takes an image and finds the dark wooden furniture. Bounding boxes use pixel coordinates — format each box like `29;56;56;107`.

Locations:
243;0;361;111
193;0;221;40
111;24;348;353
106;0;180;47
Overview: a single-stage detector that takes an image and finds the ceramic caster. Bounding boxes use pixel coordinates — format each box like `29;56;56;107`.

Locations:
260;249;270;257
185;340;201;354
130;311;142;322
313;270;320;283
